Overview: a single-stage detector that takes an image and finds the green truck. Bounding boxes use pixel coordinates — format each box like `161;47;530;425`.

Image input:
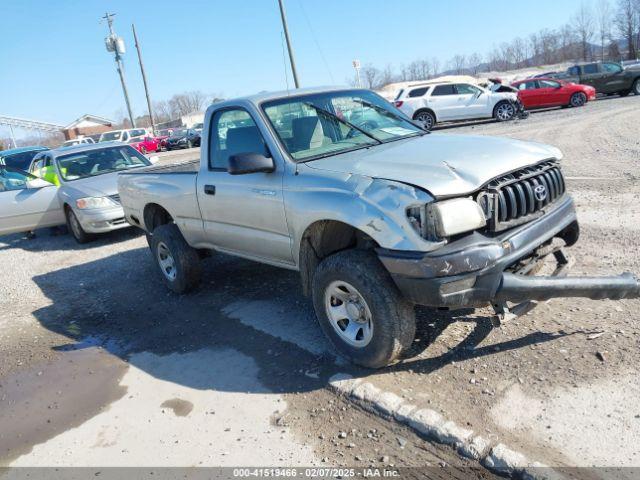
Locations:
554;61;640;96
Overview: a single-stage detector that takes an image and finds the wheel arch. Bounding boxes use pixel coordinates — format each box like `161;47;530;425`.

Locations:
298;220;380;297
412;107;437;122
143;203;174;233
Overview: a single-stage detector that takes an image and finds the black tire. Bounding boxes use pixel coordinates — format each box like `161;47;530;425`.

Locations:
569;92;587;107
493;101;516;122
311;250;416;368
413;110;435;131
150;223;201;294
187;140;193;149
140;146;147;154
65;207;94;244
632;79;640;96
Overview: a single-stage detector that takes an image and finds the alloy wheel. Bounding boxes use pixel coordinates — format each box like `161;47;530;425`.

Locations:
496;103;515;120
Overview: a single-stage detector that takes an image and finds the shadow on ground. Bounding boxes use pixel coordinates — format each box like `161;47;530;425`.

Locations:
30;246;567;395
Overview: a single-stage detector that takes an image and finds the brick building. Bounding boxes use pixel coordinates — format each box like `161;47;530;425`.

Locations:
61;114;114;141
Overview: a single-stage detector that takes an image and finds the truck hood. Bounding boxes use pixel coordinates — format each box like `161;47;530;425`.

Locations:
305;134;562;197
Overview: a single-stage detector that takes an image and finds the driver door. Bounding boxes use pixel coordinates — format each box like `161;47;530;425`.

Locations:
451;84;488;118
195;107;293;264
0;168;64;236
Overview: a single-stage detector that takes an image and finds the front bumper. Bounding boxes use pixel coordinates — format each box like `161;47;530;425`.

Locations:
75;206;129;233
378;195;580;308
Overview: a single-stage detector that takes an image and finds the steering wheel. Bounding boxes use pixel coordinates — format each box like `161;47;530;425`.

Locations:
346;120;379;139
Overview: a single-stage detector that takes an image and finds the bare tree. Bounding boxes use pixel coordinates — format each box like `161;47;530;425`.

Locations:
596;0;613;59
572;2;596;61
614;0;639;59
360;64;381;89
467;53;482;74
168;91;209;117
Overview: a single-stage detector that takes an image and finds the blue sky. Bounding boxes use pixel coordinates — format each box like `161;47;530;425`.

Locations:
2;0;587;135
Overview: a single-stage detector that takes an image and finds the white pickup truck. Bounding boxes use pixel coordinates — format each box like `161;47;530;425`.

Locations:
118;87;639;368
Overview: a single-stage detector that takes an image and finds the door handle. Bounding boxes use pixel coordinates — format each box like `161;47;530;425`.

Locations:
204;185;216;195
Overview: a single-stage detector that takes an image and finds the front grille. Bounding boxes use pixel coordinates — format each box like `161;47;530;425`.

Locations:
476;160;565;232
109;194;121;204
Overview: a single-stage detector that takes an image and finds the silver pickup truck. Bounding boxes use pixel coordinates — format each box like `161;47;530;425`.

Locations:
118;86;639;368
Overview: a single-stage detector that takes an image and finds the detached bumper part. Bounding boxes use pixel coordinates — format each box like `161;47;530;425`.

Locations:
496;271;640;303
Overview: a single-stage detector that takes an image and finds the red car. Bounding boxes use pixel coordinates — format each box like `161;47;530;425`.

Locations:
128;135;160;154
511;78;596;109
155;129;176;151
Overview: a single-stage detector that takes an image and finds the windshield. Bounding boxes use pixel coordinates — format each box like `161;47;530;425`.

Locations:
56;146;150;181
99;131;122;142
1;150;44;170
262;90;424;161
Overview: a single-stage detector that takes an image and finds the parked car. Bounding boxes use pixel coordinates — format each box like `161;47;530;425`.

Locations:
0;143;157;243
61;137;95;147
118;87;640;369
98;128;148;144
551;61;640;96
394;82;521;130
165;128;201;150
512;78;596;109
128;136;160;154
155;129;174;151
0;146;48;170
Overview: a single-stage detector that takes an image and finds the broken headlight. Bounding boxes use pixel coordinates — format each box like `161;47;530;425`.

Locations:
407;198;486;240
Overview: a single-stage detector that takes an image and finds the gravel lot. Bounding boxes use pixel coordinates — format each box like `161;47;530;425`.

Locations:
1;94;638;474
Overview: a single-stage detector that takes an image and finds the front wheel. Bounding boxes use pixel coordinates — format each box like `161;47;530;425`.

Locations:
65;207;94;244
493;101;516;122
413;110;435;131
570;92;587;107
632;79;640;96
150;223;201;294
312;250;416;368
140;146;147;154
187;140;193;149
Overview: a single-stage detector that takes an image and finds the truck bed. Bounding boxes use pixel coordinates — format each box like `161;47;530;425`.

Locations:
121;159;199;175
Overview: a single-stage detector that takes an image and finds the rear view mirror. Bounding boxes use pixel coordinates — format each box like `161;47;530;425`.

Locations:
228;152;275;175
149;155;159;165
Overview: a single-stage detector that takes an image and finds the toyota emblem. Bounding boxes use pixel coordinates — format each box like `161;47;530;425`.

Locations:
534;184;547;201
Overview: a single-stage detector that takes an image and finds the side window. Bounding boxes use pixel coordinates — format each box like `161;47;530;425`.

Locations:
30;157;44;174
209;109;268;170
408;87;429;97
583;64;598;74
431;85;456;96
539;80;560;88
602;63;622;74
518;81;538;90
568;66;580;76
454;84;481;95
0;167;37;192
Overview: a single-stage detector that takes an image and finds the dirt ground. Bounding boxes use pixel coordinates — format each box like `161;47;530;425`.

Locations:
1;94;638;475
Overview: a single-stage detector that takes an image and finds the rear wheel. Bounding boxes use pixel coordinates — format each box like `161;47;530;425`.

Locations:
140;146;147;154
413;110;435;131
150;224;201;294
570;92;587;107
493;101;516;121
633;79;640;96
187;140;193;149
312;250;416;368
65;207;94;244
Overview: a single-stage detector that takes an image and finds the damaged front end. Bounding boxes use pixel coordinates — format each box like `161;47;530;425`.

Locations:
377;194;640;319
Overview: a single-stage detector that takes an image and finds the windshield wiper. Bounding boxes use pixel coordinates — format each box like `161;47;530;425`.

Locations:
351;98;428;134
303;102;382;145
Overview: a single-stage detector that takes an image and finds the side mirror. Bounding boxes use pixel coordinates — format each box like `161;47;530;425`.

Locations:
149;155;159;165
228;152;275;175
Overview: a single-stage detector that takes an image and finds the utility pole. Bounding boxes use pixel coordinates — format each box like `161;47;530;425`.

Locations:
277;0;300;88
132;24;155;135
352;60;361;87
102;13;136;128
